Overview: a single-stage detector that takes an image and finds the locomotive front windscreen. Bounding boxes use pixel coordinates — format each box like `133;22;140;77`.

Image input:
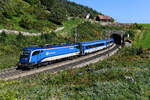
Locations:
21;50;30;58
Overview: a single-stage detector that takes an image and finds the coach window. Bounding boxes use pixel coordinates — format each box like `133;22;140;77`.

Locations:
107;42;110;44
86;43;104;49
32;51;40;56
75;45;80;49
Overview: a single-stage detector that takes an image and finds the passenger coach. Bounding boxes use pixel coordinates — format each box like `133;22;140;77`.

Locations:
79;38;114;55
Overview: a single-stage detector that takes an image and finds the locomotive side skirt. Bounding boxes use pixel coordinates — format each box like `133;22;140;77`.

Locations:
41;52;80;62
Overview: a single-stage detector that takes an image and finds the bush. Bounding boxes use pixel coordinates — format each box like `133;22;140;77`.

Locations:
16;32;25;41
40;31;57;42
126;30;135;40
131;23;144;30
36;10;50;20
19;15;33;30
40;0;56;10
121;47;144;57
0;31;7;43
23;0;40;5
49;6;67;25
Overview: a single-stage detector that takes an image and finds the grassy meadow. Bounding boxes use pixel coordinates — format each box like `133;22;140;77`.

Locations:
0;21;150;99
0;47;150;99
135;24;150;48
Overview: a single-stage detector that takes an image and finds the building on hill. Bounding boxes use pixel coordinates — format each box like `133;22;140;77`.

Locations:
95;15;112;22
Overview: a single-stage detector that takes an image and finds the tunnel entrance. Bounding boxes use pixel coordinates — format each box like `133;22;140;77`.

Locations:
111;34;122;45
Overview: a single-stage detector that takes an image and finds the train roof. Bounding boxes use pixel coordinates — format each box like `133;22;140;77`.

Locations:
23;43;78;51
80;38;113;45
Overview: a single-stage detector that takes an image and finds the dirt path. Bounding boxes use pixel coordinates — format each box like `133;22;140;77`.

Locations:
0;27;64;36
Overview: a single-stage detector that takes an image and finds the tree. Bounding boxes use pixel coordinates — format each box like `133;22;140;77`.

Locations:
23;0;40;5
40;33;50;42
19;15;33;30
16;32;24;41
49;6;67;25
40;31;56;42
0;0;17;19
40;0;56;10
0;31;7;43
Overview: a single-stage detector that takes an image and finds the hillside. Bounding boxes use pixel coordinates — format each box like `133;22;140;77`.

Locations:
0;20;125;69
135;24;150;48
0;47;150;99
0;0;101;32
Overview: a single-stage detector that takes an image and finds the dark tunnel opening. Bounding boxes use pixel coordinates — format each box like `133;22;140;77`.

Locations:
111;34;122;45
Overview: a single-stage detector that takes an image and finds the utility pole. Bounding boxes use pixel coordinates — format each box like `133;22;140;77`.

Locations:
74;19;85;43
75;27;77;43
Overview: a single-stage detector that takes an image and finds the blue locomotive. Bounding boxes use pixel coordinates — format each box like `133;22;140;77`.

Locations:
18;38;114;68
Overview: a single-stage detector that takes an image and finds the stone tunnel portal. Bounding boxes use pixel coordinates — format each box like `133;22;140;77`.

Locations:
111;34;122;45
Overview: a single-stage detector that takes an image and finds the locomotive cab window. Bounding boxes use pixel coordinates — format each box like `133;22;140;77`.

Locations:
21;50;29;58
107;42;110;44
32;51;40;56
21;50;29;55
107;41;113;44
21;55;28;58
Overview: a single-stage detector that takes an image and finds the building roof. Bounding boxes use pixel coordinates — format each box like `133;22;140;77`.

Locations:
97;15;111;20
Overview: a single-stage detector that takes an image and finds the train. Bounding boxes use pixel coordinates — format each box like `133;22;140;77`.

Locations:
17;38;114;69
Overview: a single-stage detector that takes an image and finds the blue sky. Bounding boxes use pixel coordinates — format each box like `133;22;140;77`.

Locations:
69;0;150;23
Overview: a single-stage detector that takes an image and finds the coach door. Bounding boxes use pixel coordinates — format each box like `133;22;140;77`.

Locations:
78;43;84;55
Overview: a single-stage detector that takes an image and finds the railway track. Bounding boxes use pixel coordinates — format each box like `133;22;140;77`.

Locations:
0;44;120;80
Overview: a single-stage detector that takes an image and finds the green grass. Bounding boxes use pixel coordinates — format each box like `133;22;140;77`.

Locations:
142;31;150;48
0;0;58;33
0;55;18;69
0;16;57;33
0;47;150;99
135;24;150;48
140;24;150;29
56;18;82;37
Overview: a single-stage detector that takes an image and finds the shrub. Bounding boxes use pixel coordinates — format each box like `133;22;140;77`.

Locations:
40;0;56;10
23;0;40;5
126;30;135;40
40;31;57;42
120;47;144;57
19;15;33;30
49;6;67;25
0;31;7;43
16;32;25;41
36;10;50;20
131;23;144;30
